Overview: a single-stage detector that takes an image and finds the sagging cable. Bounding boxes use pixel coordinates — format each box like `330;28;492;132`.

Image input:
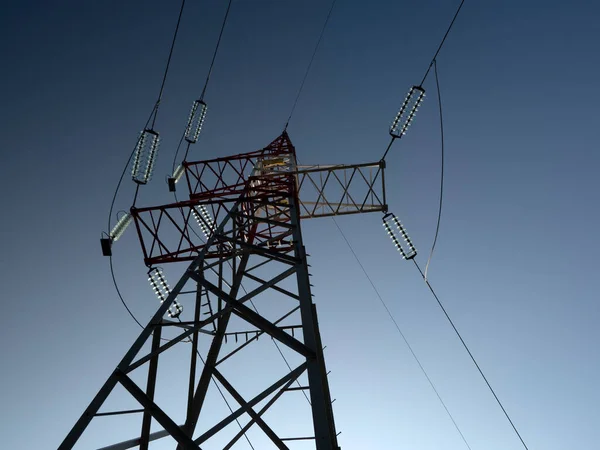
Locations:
383;213;417;260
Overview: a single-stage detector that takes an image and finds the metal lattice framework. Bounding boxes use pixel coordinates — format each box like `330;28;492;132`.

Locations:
60;132;386;449
131;133;386;266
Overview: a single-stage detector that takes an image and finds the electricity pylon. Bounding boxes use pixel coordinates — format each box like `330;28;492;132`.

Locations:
60;132;386;449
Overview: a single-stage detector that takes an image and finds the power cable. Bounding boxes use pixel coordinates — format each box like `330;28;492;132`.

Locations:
179;0;234;165
109;0;233;328
107;0;187;231
424;59;445;280
331;218;472;450
110;255;145;329
200;0;233;102
412;259;530;450
167;0;315;403
284;0;337;131
419;0;465;87
106;108;154;233
104;2;283;445
150;0;187;129
381;0;465;161
106;0;189;330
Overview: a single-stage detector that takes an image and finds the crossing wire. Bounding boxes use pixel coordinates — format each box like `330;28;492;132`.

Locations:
150;0;187;129
284;0;338;131
174;0;234;167
331;218;473;450
412;259;531;450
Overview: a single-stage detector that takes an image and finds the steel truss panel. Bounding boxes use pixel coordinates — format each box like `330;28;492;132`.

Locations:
296;162;386;218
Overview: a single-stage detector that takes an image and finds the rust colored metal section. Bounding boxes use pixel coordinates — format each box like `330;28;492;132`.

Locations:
131;131;385;266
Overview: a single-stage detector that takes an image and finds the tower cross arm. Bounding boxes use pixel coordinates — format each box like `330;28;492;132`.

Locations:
294;160;387;219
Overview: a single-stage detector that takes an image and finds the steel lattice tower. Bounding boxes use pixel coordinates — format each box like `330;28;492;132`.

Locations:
60;132;386;449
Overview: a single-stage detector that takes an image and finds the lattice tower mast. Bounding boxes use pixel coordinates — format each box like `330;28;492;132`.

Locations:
60;132;386;450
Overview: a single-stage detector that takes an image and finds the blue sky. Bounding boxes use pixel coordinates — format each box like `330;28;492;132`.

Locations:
1;0;599;449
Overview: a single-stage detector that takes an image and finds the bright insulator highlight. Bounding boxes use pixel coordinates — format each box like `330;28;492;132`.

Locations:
148;267;183;318
185;100;207;144
132;129;160;184
172;165;185;183
382;213;417;260
192;205;215;240
390;86;425;138
168;164;186;192
110;212;132;242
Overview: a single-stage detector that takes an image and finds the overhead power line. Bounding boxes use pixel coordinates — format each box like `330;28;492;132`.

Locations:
412;260;531;450
284;0;338;131
150;0;187;129
419;0;465;87
179;0;234;164
200;0;233;102
106;0;187;233
331;217;473;450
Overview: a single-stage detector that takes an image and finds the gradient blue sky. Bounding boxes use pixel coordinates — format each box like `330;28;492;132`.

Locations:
1;0;599;449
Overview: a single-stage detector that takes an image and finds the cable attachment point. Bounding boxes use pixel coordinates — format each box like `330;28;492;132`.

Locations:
185;100;208;144
100;213;134;256
132;129;160;184
390;86;425;138
168;164;186;192
382;213;417;260
148;267;183;318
